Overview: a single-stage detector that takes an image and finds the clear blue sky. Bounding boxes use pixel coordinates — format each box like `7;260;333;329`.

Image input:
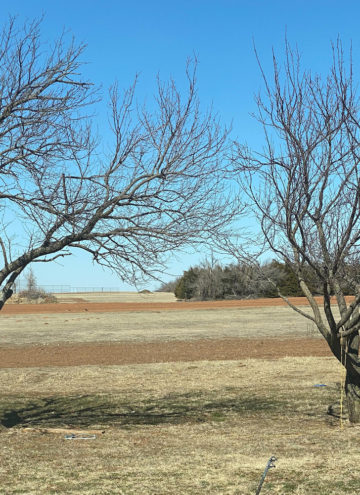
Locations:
2;0;359;290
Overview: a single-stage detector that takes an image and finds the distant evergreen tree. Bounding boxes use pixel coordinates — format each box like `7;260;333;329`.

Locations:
260;261;302;298
173;259;312;300
174;267;199;299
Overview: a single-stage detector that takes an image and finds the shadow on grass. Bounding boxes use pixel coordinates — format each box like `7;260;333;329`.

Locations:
0;391;285;429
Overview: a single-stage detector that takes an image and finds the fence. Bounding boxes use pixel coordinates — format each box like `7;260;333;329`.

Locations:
44;286;124;293
13;282;123;294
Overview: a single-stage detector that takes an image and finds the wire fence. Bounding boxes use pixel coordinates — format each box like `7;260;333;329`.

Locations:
13;282;123;294
46;286;124;293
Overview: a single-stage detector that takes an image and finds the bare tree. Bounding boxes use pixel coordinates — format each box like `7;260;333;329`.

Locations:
0;18;236;310
232;40;360;422
25;267;37;295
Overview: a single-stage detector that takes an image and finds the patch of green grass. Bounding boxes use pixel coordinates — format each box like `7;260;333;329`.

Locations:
281;481;301;493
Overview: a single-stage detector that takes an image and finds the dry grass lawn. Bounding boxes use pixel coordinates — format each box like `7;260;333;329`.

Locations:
0;305;321;346
0;357;356;494
54;291;177;304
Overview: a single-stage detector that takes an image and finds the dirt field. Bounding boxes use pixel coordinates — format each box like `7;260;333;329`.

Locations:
0;338;332;368
0;294;329;367
3;293;350;313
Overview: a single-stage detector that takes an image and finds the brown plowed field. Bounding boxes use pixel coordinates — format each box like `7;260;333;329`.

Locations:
2;296;353;314
0;338;331;368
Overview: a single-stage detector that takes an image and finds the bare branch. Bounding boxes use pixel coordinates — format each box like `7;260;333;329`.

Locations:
0;18;238;307
232;38;360;369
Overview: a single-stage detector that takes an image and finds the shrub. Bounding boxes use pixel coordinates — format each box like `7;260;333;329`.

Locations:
17;268;57;303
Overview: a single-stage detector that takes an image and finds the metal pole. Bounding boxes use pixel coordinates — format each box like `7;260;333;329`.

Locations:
255;455;277;495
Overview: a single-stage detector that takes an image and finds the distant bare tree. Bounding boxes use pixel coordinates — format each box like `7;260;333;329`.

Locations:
0;18;235;310
232;40;360;422
25;267;37;294
195;257;224;300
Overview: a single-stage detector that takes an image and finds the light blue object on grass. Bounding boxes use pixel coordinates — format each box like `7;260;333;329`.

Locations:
64;433;96;440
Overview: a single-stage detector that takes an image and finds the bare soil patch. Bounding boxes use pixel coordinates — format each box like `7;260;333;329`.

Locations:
0;337;331;368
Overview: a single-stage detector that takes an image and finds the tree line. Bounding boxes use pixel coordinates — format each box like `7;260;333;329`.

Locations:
172;260;303;300
160;260;360;301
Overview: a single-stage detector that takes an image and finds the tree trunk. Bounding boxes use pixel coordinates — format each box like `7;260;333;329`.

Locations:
346;373;360;423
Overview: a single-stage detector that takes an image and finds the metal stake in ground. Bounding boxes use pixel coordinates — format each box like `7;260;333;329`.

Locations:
255;455;277;495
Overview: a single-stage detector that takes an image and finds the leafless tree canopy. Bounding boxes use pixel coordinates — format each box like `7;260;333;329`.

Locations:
232;40;360;421
0;18;235;309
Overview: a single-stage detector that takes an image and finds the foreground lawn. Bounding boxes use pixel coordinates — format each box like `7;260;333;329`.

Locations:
0;357;357;494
